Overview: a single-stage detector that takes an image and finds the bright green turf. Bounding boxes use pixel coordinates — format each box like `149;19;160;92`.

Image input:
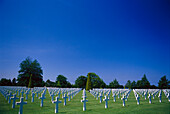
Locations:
0;89;169;114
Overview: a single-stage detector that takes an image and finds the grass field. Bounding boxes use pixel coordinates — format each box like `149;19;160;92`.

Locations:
0;89;169;114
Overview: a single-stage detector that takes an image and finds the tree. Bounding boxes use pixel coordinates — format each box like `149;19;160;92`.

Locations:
137;80;142;89
150;85;158;89
158;76;169;89
125;80;131;89
86;73;92;90
75;76;87;88
131;81;137;89
45;79;56;87
12;78;16;86
0;78;12;86
56;75;68;88
28;74;33;88
87;72;106;88
17;57;43;87
109;79;120;88
141;74;150;88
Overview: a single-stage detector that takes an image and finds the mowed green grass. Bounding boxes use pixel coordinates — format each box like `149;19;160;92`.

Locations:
0;89;169;114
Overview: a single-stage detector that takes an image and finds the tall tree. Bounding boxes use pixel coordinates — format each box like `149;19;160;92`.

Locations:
86;73;92;90
45;79;56;87
0;78;12;86
109;79;120;88
12;78;16;86
158;75;169;89
56;75;68;88
75;76;87;88
131;81;137;89
141;74;150;88
125;80;131;89
28;74;33;88
17;57;43;87
87;72;106;88
137;80;142;89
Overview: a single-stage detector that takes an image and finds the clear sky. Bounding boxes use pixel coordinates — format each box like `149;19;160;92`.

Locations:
0;0;170;86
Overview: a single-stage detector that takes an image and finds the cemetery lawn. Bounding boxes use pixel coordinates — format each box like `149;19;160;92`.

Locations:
0;90;169;114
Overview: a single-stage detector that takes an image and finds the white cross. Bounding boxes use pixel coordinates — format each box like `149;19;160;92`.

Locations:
81;96;88;111
103;96;109;108
11;94;19;108
63;93;68;106
39;93;46;107
16;97;27;114
121;95;126;107
52;97;62;113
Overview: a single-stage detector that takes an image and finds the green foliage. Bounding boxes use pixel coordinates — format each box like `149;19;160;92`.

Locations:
87;73;106;88
12;78;16;86
28;74;33;88
17;57;43;87
56;75;71;88
45;79;56;87
109;78;120;88
125;80;131;89
158;75;169;89
86;73;92;90
136;74;150;89
75;76;87;88
150;85;158;89
0;78;12;86
141;74;150;88
131;81;137;89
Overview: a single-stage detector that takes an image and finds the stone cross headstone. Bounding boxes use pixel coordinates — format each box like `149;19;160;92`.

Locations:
68;92;71;101
103;95;109;108
113;94;116;102
81;96;88;111
99;93;103;103
136;94;140;105
39;93;46;107
21;91;24;97
144;92;147;100
152;93;155;99
148;94;152;104
158;93;162;103
63;93;68;106
58;91;61;99
31;92;35;102
51;92;55;102
25;91;29;100
118;91;120;99
121;95;126;107
18;90;21;96
96;92;99;100
10;94;19;108
36;91;39;98
16;97;27;114
52;97;62;113
167;93;170;102
8;92;13;103
82;89;86;97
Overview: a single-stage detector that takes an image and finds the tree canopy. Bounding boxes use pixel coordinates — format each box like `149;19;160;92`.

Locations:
158;75;169;89
75;76;87;88
88;73;106;88
125;80;131;89
0;78;12;86
56;75;71;88
17;57;43;87
86;73;92;90
109;78;120;88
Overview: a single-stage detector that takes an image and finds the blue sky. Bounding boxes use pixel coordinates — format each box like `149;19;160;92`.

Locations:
0;0;170;85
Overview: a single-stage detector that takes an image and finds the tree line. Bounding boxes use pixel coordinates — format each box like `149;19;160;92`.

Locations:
0;57;169;89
